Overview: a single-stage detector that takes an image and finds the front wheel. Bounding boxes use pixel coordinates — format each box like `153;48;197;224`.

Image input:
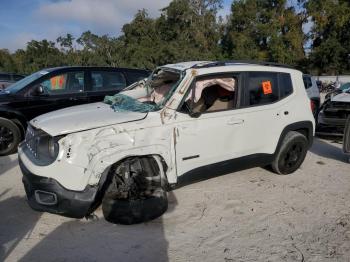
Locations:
0;118;21;156
271;131;309;175
102;157;168;225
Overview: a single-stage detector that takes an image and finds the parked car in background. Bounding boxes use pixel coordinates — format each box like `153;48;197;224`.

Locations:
317;90;350;136
303;74;320;116
338;82;350;92
0;66;150;155
19;61;315;224
0;72;25;89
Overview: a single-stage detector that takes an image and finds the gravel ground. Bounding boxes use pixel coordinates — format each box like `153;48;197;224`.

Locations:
0;138;350;262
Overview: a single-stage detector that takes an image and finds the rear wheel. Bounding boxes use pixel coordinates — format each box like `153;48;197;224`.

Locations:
271;131;308;175
102;157;168;225
0;118;21;156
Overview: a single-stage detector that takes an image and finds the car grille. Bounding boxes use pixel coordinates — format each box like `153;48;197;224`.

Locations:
25;125;39;158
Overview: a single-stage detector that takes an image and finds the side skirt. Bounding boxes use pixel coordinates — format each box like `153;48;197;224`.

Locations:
175;153;274;188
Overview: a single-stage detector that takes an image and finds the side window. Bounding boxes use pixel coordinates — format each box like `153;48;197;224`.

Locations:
91;71;126;91
0;74;11;81
13;75;24;81
246;72;279;106
279;73;293;98
40;71;84;94
181;74;238;114
125;71;149;84
303;76;312;89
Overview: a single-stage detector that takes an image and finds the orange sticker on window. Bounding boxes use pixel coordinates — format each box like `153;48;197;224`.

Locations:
262;81;272;95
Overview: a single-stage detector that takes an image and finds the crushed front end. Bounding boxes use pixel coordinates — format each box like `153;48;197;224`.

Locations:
18;125;98;218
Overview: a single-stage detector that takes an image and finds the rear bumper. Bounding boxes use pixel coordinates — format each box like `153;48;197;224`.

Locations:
20;157;98;219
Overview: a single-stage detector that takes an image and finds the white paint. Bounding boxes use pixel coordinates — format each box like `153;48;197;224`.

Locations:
31;102;147;136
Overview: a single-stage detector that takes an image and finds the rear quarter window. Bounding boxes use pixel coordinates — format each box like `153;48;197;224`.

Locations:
303;76;312;89
279;73;293;98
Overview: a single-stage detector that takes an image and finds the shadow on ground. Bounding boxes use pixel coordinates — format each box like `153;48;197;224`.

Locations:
0;194;42;261
310;138;348;163
19;192;178;262
0;155;18;176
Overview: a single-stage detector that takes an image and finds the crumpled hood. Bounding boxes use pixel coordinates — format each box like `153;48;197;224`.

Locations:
331;93;350;103
31;102;147;136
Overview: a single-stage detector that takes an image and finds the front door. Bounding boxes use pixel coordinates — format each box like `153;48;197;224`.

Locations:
173;73;243;176
174;110;245;176
24;70;88;120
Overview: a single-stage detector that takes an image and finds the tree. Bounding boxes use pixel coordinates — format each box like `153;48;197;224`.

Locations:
222;0;305;66
306;0;350;74
0;49;16;72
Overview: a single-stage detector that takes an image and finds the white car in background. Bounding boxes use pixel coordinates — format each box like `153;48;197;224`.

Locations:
303;74;320;116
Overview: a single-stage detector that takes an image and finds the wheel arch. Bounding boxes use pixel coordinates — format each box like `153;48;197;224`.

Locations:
87;146;176;188
85;153;171;216
274;121;314;156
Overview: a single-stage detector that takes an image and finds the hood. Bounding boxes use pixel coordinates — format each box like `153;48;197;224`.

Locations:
331;92;350;103
31;102;147;136
0;90;11;103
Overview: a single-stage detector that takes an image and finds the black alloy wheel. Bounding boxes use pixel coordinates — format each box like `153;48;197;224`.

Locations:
0;118;21;156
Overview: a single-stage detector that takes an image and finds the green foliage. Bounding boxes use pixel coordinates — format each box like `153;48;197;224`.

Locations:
306;0;350;74
0;0;349;75
222;0;305;65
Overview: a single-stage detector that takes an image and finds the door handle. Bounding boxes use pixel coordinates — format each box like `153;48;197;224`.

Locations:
227;118;244;125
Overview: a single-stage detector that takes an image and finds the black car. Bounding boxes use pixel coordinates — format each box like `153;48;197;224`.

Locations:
0;72;25;89
0;66;150;155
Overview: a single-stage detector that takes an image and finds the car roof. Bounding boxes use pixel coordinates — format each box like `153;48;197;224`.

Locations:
162;60;296;72
42;66;150;72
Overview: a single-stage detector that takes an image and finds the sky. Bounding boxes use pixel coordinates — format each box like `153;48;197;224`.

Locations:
0;0;232;52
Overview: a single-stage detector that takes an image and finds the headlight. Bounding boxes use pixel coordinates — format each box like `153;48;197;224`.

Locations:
48;137;59;159
25;125;64;166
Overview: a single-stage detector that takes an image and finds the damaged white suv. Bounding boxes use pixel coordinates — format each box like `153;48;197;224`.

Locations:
19;61;315;224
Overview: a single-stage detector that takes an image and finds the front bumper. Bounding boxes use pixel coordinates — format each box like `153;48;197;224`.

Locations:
318;111;347;126
20;157;98;219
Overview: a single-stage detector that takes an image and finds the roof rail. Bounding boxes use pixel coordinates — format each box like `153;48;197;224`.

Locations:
191;60;295;69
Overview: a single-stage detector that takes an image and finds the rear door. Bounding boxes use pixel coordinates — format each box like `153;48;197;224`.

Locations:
24;70;88;120
232;71;294;157
87;70;127;103
123;70;150;85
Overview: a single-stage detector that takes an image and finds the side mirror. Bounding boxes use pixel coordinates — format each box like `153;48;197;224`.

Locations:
182;100;201;118
34;85;45;96
189;111;201;118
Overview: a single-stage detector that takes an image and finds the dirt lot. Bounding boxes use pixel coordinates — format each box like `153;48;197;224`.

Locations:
1;138;350;262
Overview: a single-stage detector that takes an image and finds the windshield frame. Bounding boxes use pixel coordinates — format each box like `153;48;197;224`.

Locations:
107;67;185;113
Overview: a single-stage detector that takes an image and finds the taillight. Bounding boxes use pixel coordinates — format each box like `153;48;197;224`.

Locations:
310;100;316;114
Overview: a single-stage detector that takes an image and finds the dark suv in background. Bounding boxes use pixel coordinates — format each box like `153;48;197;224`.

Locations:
0;72;25;89
0;66;150;155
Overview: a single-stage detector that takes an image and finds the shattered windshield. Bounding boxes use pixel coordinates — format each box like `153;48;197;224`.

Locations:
104;68;182;113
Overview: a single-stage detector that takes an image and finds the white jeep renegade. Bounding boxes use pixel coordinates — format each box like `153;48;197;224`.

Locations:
19;61;315;224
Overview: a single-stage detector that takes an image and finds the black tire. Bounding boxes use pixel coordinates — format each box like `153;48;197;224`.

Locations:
0;117;21;156
271;131;308;175
102;188;168;225
102;157;169;225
